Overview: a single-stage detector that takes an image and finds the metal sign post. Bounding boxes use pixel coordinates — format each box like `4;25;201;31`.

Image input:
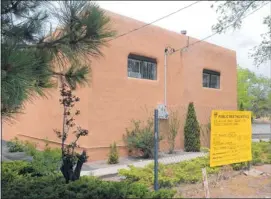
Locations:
154;109;159;191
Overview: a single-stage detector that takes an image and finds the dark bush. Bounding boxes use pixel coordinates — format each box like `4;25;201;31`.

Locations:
2;175;64;199
2;174;175;199
5;138;61;176
6;137;25;152
28;144;62;176
184;102;200;152
231;162;248;170
1;161;36;186
251;141;271;165
123;118;159;159
151;189;177;199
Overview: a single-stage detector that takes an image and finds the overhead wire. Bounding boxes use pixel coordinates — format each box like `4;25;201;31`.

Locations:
172;2;271;54
107;1;201;42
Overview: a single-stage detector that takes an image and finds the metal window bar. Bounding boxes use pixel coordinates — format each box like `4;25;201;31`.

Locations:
128;58;157;80
203;72;220;89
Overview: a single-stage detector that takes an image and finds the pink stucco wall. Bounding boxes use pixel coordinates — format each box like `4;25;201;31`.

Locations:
2;10;237;161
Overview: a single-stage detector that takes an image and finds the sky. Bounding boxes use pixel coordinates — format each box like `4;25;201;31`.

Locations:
96;1;271;78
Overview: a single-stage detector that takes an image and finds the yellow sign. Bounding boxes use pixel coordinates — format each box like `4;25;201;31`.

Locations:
210;110;252;167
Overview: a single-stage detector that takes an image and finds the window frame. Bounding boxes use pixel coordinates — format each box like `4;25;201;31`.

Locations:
127;54;157;80
202;69;220;89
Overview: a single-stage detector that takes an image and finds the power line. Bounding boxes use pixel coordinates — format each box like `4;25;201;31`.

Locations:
172;2;270;54
107;1;201;42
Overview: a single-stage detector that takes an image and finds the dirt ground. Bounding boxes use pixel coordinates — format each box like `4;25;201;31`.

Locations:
177;165;271;198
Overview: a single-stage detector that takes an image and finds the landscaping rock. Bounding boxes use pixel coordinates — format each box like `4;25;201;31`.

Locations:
243;168;264;177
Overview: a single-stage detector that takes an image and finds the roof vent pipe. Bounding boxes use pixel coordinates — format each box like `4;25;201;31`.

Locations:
180;30;187;35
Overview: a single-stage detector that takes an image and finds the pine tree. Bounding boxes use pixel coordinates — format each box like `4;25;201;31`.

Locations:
1;1;116;121
107;142;119;164
184;102;200;152
239;102;245;111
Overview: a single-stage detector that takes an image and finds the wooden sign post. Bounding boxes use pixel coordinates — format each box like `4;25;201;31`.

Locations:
202;168;210;198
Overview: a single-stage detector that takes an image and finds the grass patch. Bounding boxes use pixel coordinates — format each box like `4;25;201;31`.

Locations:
119;156;220;188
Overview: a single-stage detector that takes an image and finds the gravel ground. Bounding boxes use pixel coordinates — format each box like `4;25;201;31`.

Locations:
1;140;193;173
81;150;192;171
1;140;33;162
176;165;271;198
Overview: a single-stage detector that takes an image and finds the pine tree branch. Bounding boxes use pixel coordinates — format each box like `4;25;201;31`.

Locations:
1;1;20;15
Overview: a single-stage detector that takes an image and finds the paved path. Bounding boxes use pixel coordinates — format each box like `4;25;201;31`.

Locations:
81;152;206;177
252;133;271;140
1;140;33;162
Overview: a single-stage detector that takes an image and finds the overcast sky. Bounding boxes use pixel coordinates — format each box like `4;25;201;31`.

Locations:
97;1;271;78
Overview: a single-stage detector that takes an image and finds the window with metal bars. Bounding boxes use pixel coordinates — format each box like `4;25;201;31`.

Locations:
202;69;220;89
127;54;157;80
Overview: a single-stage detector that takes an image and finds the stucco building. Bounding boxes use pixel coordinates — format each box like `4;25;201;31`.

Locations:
2;10;237;161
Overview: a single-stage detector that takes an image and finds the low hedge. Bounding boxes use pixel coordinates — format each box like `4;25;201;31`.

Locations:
231;141;271;170
2;175;176;199
2;161;38;186
2;161;176;199
119;141;271;188
119;155;220;188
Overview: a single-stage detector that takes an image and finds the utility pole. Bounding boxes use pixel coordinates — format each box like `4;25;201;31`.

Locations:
163;32;189;107
164;46;175;106
160;32;188;120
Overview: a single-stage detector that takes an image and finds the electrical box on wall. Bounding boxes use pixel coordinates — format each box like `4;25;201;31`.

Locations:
157;104;168;120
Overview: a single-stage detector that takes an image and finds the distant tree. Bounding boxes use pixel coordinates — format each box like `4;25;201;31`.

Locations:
107;142;119;164
1;1;116;120
211;1;270;67
184;102;200;152
239;102;244;111
237;66;271;118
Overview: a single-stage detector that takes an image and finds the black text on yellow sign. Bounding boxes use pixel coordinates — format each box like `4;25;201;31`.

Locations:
210;110;252;167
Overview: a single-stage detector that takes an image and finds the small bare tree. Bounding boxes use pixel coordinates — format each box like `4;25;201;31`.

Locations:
167;110;181;154
54;80;88;183
200;121;211;149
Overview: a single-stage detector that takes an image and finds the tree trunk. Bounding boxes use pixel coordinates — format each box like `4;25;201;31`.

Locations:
61;150;87;183
72;150;87;181
61;158;74;184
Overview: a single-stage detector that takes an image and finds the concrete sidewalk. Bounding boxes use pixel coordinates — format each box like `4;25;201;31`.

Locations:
81;152;206;177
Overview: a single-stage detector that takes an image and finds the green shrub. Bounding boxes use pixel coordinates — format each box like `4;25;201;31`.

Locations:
23;140;38;156
119;141;271;189
107;142;119;164
2;175;175;199
239;102;244;111
1;161;33;186
7;137;25;152
123;118;162;159
5;138;62;176
251;141;271;165
231;162;248;170
200;147;210;153
1;159;57;188
151;189;177;199
184;102;200;152
2;175;65;199
119;156;220;188
30;144;62;176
